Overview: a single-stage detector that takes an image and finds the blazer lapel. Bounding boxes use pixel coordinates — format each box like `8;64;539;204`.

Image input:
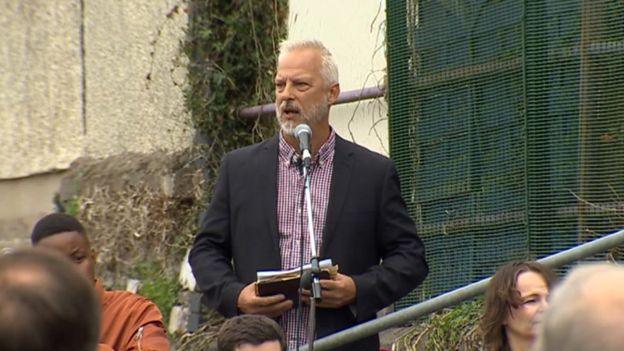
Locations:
256;135;281;258
322;135;354;256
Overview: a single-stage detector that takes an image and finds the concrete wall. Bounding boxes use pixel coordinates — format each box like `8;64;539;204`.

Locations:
0;172;64;248
0;0;84;179
84;0;191;158
288;0;389;155
0;0;192;180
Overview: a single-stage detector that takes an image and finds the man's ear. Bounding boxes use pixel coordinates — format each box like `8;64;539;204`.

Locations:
328;83;340;105
90;248;96;261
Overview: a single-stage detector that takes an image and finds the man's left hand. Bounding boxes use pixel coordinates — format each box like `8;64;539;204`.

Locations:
301;273;357;308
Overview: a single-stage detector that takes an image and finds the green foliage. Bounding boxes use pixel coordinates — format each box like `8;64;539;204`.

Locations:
184;0;288;196
64;196;81;216
135;261;181;325
393;299;483;351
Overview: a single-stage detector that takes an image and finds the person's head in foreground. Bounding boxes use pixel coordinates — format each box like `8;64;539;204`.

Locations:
480;260;556;351
0;248;100;351
533;263;624;351
30;212;96;283
217;315;286;351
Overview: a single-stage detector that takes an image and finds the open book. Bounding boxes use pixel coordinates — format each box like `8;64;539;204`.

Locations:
255;259;339;304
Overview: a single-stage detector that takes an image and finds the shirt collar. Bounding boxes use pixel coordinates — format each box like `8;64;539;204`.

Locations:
278;128;336;168
278;132;298;167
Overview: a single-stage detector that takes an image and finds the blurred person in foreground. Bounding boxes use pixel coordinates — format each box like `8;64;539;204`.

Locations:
189;38;428;350
0;247;100;351
218;314;286;351
534;263;624;351
480;260;555;351
31;213;170;351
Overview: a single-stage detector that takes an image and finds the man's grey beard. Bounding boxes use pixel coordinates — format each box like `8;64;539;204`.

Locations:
276;99;329;135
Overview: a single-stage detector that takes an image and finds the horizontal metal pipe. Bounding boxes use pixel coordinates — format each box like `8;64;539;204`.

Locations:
237;86;385;119
333;86;385;104
296;228;624;351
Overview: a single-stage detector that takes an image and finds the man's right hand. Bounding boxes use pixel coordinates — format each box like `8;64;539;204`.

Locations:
236;282;293;318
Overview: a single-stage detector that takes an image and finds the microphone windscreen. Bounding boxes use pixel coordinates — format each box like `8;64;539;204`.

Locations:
294;123;312;138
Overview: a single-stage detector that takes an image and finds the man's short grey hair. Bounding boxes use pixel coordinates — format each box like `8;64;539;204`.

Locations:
278;39;339;86
534;263;624;351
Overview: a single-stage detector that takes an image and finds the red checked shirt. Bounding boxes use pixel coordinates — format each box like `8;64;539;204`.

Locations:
277;130;335;349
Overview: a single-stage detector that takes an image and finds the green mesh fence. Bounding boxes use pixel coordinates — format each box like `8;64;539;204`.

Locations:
387;0;624;308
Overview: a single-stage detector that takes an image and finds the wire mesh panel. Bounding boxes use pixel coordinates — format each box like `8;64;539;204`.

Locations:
387;0;624;308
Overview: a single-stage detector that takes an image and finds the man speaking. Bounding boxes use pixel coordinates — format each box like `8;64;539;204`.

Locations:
190;39;428;350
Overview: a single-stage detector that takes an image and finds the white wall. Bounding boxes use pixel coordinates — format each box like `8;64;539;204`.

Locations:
288;0;389;155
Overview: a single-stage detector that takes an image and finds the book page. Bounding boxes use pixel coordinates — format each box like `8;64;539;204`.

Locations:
257;259;335;281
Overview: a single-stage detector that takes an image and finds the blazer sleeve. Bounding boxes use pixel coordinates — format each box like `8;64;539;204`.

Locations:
350;161;428;320
189;155;244;318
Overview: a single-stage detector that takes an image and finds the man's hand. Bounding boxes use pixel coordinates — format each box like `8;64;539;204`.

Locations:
301;273;357;308
237;282;294;318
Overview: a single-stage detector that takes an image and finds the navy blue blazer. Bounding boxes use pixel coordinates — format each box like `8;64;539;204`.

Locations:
190;134;428;350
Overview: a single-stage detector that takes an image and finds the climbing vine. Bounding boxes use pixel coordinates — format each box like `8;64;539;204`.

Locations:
184;0;288;197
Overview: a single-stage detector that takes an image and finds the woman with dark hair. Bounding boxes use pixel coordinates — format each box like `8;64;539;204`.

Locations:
480;260;556;351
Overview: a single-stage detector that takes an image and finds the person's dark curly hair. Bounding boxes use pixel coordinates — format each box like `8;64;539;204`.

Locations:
31;213;86;244
480;260;556;351
217;315;286;351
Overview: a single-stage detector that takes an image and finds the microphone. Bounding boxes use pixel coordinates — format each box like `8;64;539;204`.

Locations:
294;123;312;169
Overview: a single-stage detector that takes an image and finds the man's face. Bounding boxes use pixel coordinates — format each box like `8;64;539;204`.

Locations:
35;231;96;284
274;48;334;134
235;340;282;351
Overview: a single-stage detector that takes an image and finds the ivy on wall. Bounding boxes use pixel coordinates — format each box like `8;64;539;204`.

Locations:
185;0;288;196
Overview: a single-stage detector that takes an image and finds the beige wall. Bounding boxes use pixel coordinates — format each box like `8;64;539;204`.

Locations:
0;0;84;179
84;0;191;158
288;0;389;155
0;172;64;247
0;0;192;180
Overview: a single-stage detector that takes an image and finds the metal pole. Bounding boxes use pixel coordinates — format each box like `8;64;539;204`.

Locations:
294;228;624;351
302;164;321;351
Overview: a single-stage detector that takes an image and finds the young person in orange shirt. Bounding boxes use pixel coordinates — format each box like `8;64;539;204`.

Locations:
31;213;170;351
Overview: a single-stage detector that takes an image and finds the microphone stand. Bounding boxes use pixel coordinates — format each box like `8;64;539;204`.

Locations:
299;162;321;351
